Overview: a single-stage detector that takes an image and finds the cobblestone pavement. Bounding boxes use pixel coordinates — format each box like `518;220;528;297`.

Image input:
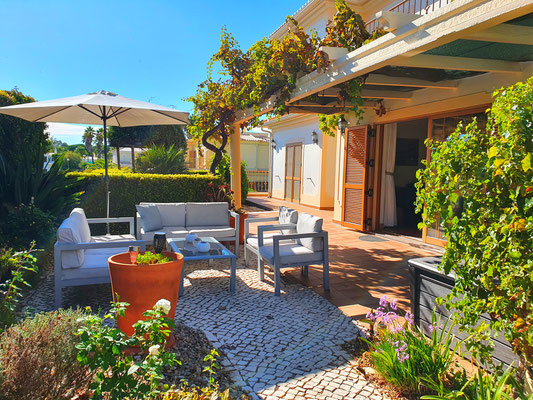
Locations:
23;253;391;400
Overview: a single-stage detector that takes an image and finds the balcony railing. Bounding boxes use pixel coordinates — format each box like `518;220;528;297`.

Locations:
365;0;452;33
247;170;269;193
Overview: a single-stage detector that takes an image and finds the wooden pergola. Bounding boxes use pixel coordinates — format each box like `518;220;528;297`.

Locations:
228;0;533;208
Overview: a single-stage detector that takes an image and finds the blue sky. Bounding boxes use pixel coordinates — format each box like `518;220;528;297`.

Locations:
1;0;304;144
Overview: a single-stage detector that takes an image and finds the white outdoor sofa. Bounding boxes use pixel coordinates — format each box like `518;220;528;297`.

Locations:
245;208;330;296
54;208;146;308
136;202;240;254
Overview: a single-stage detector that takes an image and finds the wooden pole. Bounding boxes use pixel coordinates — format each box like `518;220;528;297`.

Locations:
229;123;242;209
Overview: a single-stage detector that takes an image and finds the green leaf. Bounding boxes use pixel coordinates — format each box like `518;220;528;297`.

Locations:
522;153;531;172
488;146;498;158
127;364;140;375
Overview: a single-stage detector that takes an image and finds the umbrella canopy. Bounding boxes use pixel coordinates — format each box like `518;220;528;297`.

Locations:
0;90;189;126
0;90;189;231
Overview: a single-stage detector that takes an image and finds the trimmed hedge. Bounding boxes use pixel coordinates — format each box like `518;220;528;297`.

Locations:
67;171;224;221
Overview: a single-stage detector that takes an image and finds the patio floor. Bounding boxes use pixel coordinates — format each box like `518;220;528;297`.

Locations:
246;196;442;319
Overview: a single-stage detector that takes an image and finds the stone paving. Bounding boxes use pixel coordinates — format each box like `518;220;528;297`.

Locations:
23;252;391;400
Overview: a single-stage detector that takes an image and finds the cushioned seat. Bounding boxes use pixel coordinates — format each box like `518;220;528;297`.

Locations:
259;243;324;265
91;234;136;242
187;226;236;238
246;234;295;249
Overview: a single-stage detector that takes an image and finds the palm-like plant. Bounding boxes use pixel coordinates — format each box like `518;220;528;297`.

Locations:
135;145;186;175
83;126;95;162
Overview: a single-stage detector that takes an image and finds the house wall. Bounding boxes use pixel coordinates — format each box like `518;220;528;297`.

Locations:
333;64;533;223
269;115;335;208
241;142;269;170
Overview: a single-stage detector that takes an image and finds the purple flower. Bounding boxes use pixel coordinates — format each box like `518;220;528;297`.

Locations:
404;312;414;325
366;311;376;321
390;299;398;311
428;322;441;334
379;296;389;308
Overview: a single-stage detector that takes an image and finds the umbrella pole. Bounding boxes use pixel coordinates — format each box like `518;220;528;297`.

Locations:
103;107;110;234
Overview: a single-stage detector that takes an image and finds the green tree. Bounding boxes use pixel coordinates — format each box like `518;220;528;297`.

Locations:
95;128;104;158
83;126;95;162
415;78;533;367
145;125;187;150
136;145;186;174
60;151;83;171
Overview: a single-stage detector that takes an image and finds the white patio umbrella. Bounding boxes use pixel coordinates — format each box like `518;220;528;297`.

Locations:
0;90;189;231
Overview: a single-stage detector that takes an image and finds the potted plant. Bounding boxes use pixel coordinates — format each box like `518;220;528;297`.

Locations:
108;251;184;339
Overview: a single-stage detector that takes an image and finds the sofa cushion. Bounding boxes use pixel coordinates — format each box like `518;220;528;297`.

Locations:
296;213;323;251
136;204;163;231
279;206;298;234
61;254;112;282
141;203;186;227
57;215;84;269
140;227;187;242
92;234;136;242
259;243;323;266
186;202;229;227
70;208;92;243
188;226;235;238
85;247;130;259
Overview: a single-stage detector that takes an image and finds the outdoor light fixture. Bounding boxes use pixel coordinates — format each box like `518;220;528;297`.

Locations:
337;116;348;134
311;131;318;144
271;140;277;150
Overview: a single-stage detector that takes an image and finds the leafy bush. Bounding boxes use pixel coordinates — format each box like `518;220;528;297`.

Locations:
59;150;83;171
0;204;57;250
365;297;460;396
0;308;92;399
136;145;186;174
214;153;249;202
136;251;173;265
67;170;223;222
415;78;533;366
83;158;118;170
76;300;179;399
0;245;38;332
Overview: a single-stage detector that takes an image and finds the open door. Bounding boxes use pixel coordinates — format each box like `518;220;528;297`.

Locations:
342;125;375;231
284;143;302;203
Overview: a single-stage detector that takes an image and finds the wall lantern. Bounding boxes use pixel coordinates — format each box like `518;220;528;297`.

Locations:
337;116;348;134
311;131;319;145
271;140;277;150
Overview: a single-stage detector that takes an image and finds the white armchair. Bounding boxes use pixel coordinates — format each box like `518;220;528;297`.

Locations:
54;208;145;308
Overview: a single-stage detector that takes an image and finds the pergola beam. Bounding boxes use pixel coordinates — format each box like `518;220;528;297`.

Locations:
465;23;533;45
365;74;457;89
391;54;523;73
318;88;412;99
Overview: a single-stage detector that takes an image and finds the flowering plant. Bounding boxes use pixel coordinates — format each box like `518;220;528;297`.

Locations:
364;296;460;395
76;299;179;399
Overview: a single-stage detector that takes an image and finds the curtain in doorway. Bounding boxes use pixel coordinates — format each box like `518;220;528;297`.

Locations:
380;123;397;227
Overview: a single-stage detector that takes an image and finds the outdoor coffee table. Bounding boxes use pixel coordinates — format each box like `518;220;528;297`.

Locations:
167;237;237;296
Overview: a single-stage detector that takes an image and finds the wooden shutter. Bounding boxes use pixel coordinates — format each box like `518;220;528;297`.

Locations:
342;125;373;231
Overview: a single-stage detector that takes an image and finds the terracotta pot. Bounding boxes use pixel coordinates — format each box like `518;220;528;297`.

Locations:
108;251;184;337
230;212;248;244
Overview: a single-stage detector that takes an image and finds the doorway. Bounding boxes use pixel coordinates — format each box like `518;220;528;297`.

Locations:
380;119;428;237
284;143;302;203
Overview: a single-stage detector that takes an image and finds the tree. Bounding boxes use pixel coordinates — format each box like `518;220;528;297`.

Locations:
415;78;533;368
144;125;187;151
135;145;186;175
95;128;104;159
83;126;95;162
60;151;83;171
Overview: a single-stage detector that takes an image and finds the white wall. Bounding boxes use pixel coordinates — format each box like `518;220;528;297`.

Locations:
271;118;323;203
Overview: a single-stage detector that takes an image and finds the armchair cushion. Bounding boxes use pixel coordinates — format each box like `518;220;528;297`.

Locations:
246;234;294;249
57;216;84;269
136;204;163;231
296;213;323;251
260;243;323;265
141;203;186;227
186;202;229;227
70;208;92;243
279;206;298;234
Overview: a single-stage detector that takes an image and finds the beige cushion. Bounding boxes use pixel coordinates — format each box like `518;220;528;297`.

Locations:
57;216;84;269
279;206;298;234
136;204;163;231
260;243;323;265
70;208;91;243
188;226;235;238
186;202;229;227
141;203;186;227
296;213;323;251
141;227;187;242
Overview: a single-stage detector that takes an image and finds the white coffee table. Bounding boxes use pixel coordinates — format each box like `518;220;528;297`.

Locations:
167;237;237;296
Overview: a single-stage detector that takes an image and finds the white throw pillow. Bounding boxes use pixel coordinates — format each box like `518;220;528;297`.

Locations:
57;216;84;269
278;206;298;234
296;213;323;251
136;204;163;231
70;208;91;243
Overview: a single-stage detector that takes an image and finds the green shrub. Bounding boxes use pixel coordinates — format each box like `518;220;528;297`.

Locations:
136;145;186;175
0;245;38;332
187;169;209;175
67;171;224;222
0;308;92;399
136;251;172;265
0;204;57;250
214;153;249;202
415;78;533;366
60;150;83;171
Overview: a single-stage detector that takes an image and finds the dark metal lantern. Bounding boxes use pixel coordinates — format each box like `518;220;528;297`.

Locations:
153;232;166;254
